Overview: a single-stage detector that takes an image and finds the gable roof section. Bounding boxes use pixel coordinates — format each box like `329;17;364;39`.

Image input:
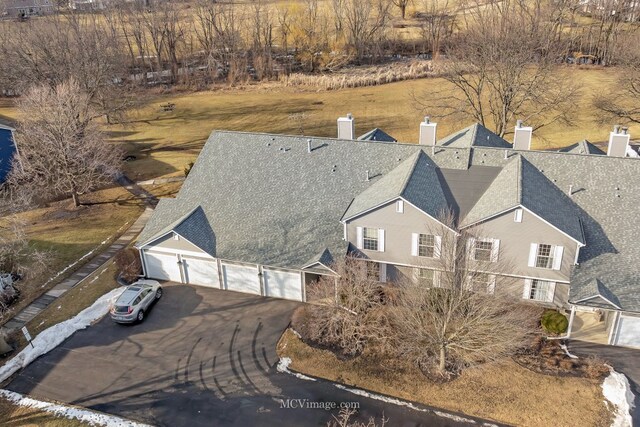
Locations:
342;150;449;224
570;278;621;309
357;128;397;143
438;123;511;149
460;155;585;244
558;140;605;155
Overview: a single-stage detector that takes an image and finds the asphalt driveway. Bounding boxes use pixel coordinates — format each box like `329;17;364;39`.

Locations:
6;284;484;426
569;340;640;424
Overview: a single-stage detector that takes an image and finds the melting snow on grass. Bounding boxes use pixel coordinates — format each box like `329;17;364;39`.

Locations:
0;287;125;383
277;357;316;381
0;389;151;427
603;370;635;427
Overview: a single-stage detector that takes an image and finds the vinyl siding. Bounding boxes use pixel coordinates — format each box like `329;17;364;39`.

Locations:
145;232;209;254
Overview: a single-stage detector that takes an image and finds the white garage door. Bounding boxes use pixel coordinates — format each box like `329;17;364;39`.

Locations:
144;251;182;282
183;256;219;288
264;269;302;301
222;264;261;295
615;314;640;349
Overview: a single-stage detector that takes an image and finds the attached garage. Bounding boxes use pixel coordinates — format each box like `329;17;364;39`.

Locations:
614;314;640;349
143;250;182;283
222;263;261;295
264;269;303;301
182;256;219;288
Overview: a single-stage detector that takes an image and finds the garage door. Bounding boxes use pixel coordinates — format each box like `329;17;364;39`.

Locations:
615;314;640;349
264;269;302;301
222;264;261;295
183;256;219;288
144;251;182;282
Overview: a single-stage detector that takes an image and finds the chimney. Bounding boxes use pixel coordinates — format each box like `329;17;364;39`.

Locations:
607;125;630;157
337;113;355;140
513;120;533;150
419;116;437;145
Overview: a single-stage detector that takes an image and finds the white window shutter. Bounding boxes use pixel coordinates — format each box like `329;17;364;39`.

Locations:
379;263;387;282
412;267;419;282
411;233;419;256
528;243;538;267
434;235;442;259
378;229;385;252
523;279;532;299
467;238;476;260
490;239;500;262
546;282;556;303
552;246;564;270
488;275;496;294
356;227;363;249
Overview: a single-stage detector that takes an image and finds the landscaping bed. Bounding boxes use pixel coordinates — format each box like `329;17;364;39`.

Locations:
277;329;613;427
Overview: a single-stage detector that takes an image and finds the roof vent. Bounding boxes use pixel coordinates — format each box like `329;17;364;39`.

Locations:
607;125;630;157
307;139;312;153
568;185;573;196
365;170;370;182
337;113;355;140
419;116;437;146
513;120;533;150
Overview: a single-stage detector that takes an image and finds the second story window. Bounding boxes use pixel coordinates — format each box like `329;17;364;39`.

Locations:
535;244;554;268
529;243;564;270
419;234;435;257
363;227;379;251
474;240;493;261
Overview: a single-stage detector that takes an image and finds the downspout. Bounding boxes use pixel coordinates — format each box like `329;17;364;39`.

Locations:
566;305;576;338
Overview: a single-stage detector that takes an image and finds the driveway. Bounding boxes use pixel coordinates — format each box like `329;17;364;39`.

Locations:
569;340;639;424
6;284;486;426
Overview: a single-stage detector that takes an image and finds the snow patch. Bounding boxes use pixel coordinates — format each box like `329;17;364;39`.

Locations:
603;370;635;427
276;357;316;381
0;287;124;383
333;384;486;425
560;343;579;359
0;389;151;427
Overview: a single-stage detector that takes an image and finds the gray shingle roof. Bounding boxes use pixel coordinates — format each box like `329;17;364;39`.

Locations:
137;128;640;312
342;151;449;222
438;123;512;149
558;140;605;155
357;128;397;143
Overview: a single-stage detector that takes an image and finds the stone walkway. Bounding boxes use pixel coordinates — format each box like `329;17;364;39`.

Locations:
2;175;160;331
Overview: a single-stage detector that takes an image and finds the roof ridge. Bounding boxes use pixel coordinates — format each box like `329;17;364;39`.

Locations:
399;151;424;197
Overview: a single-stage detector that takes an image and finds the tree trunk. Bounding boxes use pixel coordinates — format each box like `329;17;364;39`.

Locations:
401;4;406;20
71;191;80;207
438;346;446;373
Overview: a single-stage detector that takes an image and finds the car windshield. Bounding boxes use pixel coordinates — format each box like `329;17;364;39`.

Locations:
114;305;130;313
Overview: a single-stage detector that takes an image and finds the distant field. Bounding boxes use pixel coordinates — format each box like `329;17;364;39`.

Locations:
104;67;624;180
0;68;628;182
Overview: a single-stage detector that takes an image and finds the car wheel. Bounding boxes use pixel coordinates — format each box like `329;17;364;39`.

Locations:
155;288;163;299
137;310;144;322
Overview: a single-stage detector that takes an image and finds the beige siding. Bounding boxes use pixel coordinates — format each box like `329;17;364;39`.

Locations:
465;208;578;282
346;199;454;268
145;232;208;254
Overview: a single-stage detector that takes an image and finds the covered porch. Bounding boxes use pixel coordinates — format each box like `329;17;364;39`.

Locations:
568;307;613;345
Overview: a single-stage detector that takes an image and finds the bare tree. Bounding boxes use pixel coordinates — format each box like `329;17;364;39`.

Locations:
416;0;458;59
593;33;640;124
5;79;122;208
391;0;412;19
292;257;388;357
336;0;392;61
387;213;541;377
418;0;579;137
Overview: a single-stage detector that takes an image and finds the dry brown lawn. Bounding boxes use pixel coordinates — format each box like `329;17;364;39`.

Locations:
0;397;90;427
277;329;613;427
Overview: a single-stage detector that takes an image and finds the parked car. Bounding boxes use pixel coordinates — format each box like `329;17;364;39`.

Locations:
110;280;162;324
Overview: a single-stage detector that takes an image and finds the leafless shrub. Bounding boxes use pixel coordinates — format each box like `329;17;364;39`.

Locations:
328;407;388;427
114;248;142;284
583;355;611;380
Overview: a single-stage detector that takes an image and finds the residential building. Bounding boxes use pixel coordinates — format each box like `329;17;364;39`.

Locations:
0;123;16;182
136;117;640;348
1;0;54;17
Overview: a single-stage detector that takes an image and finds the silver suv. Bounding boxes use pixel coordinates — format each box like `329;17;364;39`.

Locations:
110;280;162;324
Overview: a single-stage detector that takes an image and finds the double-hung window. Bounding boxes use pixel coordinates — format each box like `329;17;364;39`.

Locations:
474;240;493;261
524;279;555;302
529;243;563;270
418;234;435;257
535;244;554;268
363;228;379;251
415;268;435;286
